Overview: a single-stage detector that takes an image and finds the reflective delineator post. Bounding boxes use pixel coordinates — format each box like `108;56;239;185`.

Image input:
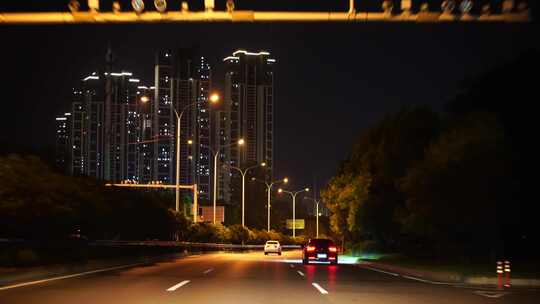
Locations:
504;260;511;288
497;261;504;289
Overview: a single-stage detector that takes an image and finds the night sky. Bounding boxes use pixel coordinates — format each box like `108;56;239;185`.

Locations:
0;1;537;191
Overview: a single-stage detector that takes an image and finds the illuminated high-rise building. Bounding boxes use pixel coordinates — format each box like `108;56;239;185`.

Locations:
221;50;275;204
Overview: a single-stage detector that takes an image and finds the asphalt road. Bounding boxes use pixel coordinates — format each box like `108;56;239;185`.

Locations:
0;250;538;303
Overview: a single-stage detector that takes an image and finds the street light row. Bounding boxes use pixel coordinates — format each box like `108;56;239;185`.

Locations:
140;91;314;236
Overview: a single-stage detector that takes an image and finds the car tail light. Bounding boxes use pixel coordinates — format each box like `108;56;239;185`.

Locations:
306;246;316;252
329;246;337;252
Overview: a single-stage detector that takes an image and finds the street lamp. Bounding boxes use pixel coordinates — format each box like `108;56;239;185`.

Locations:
206;138;244;224
172;93;219;220
278;187;309;238
252;176;288;232
140;95;150;103
304;197;322;238
224;162;265;227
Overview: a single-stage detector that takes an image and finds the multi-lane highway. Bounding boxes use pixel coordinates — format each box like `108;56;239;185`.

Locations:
0;250;538;303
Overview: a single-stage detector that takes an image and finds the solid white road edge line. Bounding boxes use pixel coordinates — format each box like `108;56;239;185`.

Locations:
362;266;399;276
312;282;329;294
0;262;145;291
362;265;450;285
166;280;191;291
297;270;305;277
402;275;449;285
203;268;214;274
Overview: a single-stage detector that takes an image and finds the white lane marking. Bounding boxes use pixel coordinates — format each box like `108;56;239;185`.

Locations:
473;290;508;298
0;262;145;291
362;265;451;285
297;270;305;277
312;282;329;295
166;280;190;291
203;268;214;274
402;275;448;285
362;266;399;277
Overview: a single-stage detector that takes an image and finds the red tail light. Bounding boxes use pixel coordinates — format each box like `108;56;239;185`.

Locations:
306;246;316;252
329;246;337;252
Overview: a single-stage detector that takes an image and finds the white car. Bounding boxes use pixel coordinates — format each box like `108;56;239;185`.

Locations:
264;240;282;255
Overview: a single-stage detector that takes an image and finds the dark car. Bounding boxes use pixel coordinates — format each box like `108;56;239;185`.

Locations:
302;238;338;265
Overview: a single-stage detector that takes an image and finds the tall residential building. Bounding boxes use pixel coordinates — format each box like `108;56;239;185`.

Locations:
65;70;148;182
154;49;213;200
103;71;142;182
54;112;72;173
136;86;155;184
221;50;275;203
73;74;105;179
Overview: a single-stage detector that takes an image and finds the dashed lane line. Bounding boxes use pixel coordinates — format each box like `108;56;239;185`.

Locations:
203;268;214;274
166;280;190;292
312;282;329;295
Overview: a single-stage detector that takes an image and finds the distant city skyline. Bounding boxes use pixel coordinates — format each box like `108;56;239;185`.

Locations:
54;47;277;218
3;21;536;197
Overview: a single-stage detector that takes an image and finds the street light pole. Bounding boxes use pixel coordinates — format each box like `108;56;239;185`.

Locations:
213;151;218;223
252;177;288;232
226;162;264;227
209;138;244;224
172;93;219;216
305;197;321;238
278;187;309;238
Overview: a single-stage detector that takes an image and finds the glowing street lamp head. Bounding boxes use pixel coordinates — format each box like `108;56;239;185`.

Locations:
132;0;145;13
140;95;149;103
283;177;289;184
209;93;220;104
305;188;310;192
278;188;283;193
261;162;266;167
187;139;193;145
238;138;245;145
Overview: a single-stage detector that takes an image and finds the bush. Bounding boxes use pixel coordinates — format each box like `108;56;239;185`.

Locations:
249;229;270;244
211;224;230;242
15;249;39;266
267;230;282;242
350;240;383;256
228;225;250;244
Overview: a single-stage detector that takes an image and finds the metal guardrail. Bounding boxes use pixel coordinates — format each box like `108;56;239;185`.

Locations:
90;240;301;249
0;238;301;249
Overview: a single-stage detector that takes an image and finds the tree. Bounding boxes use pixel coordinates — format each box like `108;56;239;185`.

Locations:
400;112;510;259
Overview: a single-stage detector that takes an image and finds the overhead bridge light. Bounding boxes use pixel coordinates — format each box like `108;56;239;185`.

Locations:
401;0;411;13
132;0;145;14
113;1;121;13
459;0;473;14
382;0;393;14
502;0;514;13
154;0;167;13
88;0;100;12
68;0;80;13
441;0;456;14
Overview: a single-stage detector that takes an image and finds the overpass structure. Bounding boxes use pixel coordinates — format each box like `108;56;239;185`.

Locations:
0;0;530;24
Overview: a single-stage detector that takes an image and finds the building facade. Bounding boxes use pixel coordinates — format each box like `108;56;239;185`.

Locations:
154;49;214;200
54;112;72;173
220;50;276;204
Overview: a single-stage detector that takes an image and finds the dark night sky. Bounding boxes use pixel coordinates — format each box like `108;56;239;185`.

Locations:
0;1;537;191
